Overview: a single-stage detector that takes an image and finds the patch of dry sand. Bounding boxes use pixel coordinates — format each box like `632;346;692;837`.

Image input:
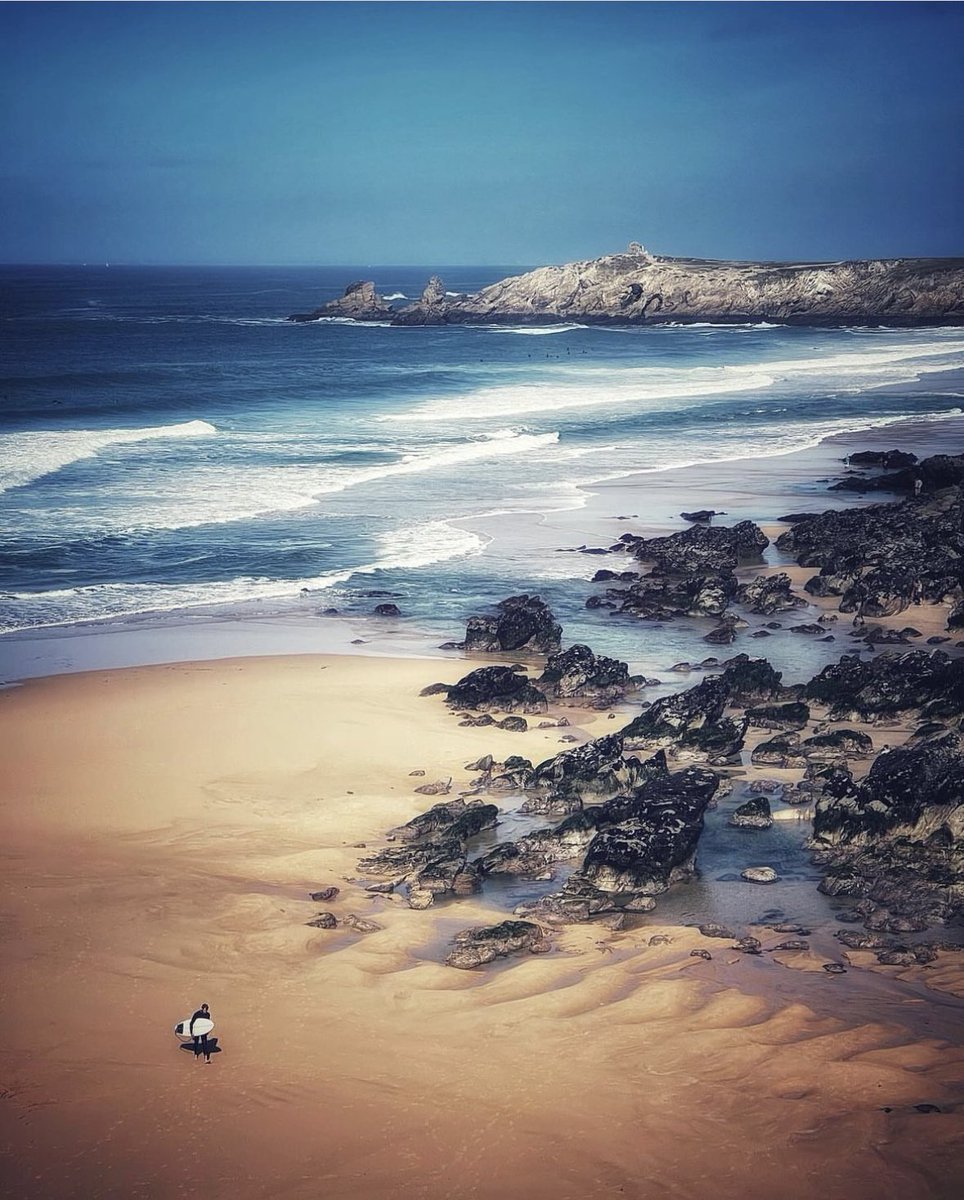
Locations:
1;656;962;1200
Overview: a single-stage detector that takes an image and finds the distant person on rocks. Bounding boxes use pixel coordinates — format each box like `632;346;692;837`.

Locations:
190;1003;213;1063
913;476;923;498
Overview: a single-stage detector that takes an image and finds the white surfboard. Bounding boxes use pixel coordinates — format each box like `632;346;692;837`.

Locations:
174;1016;214;1038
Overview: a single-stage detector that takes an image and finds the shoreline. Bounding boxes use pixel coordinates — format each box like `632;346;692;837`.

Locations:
3;408;963;686
2;652;963;1199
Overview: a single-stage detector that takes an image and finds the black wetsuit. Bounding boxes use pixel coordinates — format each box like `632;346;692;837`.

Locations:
190;1009;211;1060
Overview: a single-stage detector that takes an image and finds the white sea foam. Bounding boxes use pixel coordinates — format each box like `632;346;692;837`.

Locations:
1;428;561;536
487;323;588;336
0;519;485;632
0;420;217;495
388;337;964;421
382;292;408;301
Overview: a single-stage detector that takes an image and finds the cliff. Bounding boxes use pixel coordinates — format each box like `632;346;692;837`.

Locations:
290;243;964;327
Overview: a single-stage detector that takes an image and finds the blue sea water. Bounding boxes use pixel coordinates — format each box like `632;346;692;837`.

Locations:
2;264;964;671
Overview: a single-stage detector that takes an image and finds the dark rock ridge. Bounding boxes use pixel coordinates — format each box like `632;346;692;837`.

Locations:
811;731;964;926
289;245;964;327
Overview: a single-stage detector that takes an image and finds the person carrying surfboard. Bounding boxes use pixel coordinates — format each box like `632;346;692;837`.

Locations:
190;1004;213;1062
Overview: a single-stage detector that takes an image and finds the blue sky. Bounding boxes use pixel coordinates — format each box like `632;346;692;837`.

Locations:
1;1;961;265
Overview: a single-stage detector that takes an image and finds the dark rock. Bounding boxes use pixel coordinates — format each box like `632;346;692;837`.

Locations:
389;797;498;842
751;733;807;768
812;730;964;927
719;657;788;704
629;521;769;574
458;713;497;727
496;715;527;732
445;920;551;969
734;937;763;954
772;940;810;951
622;676;728;747
413;778;452;797
308;887;340;902
698;923;736;938
736;573;806;615
729;796;773;829
789;623;826;636
374;603;401;616
419;682;451;697
913;1104;943;1114
821;962;847;974
446;665;548;714
847;449;918;469
745;701;810;731
462;594;563;654
799;728;874;761
306;912;337;929
528;735;663;801
804;651;964;721
689;948;713;960
536;643;639;708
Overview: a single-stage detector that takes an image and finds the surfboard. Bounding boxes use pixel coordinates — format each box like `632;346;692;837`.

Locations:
174;1017;214;1038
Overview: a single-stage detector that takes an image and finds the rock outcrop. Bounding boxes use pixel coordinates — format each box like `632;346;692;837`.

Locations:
443;665;548;714
457;594;563;654
811;731;964;926
291;247;964;326
536;643;638;708
289;280;395;322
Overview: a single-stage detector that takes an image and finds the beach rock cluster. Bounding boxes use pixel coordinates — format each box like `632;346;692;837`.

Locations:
456;594;563;654
811;730;964;926
777;479;964;622
290;247;964;327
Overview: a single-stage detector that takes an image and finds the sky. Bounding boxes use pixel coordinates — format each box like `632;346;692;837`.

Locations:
1;1;962;265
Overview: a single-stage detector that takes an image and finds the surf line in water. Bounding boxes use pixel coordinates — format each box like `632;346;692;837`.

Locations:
0;420;217;495
0;520;490;634
385;336;964;422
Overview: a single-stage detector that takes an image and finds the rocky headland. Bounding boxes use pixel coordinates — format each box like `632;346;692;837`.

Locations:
290;244;964;327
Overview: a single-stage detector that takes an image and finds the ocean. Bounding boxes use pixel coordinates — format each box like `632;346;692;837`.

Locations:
3;264;964;677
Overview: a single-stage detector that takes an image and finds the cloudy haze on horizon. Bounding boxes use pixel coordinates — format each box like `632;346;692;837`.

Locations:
1;0;961;266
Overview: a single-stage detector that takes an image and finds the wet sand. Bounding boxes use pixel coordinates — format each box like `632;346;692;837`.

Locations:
1;654;963;1199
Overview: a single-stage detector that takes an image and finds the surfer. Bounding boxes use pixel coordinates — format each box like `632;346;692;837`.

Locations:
190;1003;213;1062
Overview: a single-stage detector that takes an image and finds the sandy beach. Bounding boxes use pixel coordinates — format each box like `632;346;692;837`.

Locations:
2;653;963;1200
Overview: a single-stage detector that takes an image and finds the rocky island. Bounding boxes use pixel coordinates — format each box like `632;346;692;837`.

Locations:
290;243;964;327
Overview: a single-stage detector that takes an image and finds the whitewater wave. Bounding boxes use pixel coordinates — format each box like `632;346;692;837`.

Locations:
0;519;485;633
1;427;562;535
383;292;408;301
486;323;587;336
388;337;964;421
0;420;217;495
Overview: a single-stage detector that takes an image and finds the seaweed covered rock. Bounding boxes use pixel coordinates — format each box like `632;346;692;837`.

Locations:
812;730;964;926
799;728;874;762
462;594;563;653
445;665;548;714
445;920;551;968
537;643;638;708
